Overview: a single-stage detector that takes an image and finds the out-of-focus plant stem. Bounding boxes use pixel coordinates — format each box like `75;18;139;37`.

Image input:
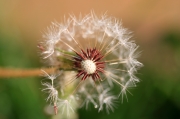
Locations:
0;67;57;78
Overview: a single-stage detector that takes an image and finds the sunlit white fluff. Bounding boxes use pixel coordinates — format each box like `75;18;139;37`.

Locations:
40;11;143;116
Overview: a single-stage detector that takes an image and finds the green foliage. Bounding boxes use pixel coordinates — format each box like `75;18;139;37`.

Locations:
0;34;48;119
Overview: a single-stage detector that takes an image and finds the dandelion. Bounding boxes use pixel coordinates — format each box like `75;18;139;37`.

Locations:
98;88;117;114
41;70;60;115
40;12;142;117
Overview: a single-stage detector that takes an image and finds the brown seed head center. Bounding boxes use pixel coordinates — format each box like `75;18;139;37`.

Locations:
74;48;105;80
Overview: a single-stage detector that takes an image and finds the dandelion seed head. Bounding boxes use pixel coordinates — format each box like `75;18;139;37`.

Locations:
81;60;96;74
74;48;105;81
40;11;143;115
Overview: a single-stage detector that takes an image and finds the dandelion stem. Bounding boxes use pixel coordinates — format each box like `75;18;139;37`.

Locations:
0;67;57;78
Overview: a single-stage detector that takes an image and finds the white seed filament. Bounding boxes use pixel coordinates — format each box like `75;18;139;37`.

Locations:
81;60;96;74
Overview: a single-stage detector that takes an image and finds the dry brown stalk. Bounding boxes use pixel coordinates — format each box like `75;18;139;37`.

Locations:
0;67;57;78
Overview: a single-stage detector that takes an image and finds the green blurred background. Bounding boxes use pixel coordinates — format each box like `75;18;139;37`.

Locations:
0;0;180;119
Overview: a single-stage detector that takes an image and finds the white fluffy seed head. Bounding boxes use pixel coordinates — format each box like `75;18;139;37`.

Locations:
81;60;96;74
41;12;143;115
